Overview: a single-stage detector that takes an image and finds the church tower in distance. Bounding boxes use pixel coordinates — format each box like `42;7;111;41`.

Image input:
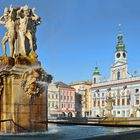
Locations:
110;32;128;81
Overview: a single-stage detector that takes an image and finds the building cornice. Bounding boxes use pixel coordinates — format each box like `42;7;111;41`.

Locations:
59;87;75;91
91;76;140;89
70;81;92;86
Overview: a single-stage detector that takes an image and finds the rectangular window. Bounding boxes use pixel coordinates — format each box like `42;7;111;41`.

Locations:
64;96;66;100
117;111;120;114
94;78;96;84
55;102;58;108
136;89;139;93
136;97;139;105
68;104;70;108
122;99;125;105
117;99;120;106
98;101;100;106
61;104;63;108
102;93;104;97
127;98;130;105
117;71;120;80
61;95;63;100
102;100;105;106
93;100;96;107
113;100;116;106
68;96;69;100
52;102;54;107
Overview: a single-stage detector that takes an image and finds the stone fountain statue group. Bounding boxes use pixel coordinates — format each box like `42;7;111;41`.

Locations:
0;5;51;98
0;5;40;58
0;5;52;133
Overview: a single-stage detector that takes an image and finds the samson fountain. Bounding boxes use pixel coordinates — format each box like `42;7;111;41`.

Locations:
0;5;52;133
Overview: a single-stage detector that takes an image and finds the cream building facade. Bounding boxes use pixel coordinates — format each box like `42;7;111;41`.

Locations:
70;81;92;117
48;83;60;117
91;33;140;118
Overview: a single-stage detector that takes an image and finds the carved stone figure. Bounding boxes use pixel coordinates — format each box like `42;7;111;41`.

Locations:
29;8;41;51
105;97;113;118
0;6;16;57
0;5;40;58
21;67;47;97
17;5;40;57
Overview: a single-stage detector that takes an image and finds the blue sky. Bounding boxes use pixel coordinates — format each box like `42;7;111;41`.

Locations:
0;0;140;84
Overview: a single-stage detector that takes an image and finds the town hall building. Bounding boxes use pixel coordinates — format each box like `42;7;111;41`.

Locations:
91;33;140;117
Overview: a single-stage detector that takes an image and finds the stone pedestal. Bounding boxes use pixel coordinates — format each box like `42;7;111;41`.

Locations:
0;57;51;133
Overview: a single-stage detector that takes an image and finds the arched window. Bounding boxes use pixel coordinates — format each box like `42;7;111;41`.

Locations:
117;71;120;80
94;77;96;84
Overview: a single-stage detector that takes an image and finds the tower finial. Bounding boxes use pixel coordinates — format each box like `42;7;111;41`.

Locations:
118;24;122;34
96;61;98;67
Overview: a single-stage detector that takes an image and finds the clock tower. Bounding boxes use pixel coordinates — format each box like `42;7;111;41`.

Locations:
110;33;128;81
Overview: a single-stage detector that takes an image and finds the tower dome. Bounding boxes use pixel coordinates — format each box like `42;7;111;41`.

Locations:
93;66;100;76
92;66;100;84
116;34;126;52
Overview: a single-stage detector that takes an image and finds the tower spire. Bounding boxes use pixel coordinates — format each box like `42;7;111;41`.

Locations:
118;24;122;34
96;61;98;67
116;24;126;52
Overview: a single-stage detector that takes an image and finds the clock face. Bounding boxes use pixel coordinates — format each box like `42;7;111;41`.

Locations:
123;52;126;58
116;53;120;58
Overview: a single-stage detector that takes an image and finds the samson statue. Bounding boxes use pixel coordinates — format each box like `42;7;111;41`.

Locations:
0;5;41;58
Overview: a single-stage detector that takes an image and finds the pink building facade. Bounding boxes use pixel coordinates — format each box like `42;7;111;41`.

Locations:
56;82;76;117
